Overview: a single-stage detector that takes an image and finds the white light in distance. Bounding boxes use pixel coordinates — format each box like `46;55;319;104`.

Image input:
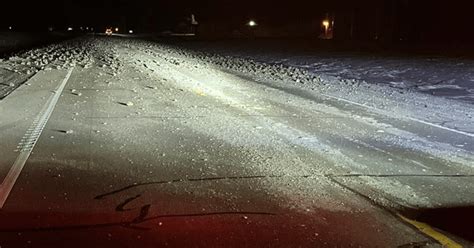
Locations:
248;20;257;27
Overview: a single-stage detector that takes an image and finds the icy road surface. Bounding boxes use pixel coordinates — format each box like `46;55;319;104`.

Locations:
0;37;473;247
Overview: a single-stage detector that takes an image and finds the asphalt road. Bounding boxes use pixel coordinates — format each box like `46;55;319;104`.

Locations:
0;37;472;247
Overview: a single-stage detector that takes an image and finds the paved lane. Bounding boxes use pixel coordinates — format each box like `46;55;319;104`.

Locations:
0;38;472;247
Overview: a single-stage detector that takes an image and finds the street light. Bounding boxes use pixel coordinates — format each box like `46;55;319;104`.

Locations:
322;19;330;37
248;20;257;27
322;20;330;29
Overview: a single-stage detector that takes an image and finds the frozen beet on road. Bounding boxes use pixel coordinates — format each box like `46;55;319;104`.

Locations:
0;37;473;247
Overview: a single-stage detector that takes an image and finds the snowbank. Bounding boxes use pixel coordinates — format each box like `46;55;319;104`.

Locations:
168;39;474;104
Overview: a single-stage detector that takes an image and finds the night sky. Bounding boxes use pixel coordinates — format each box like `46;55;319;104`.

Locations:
1;0;474;42
2;0;337;27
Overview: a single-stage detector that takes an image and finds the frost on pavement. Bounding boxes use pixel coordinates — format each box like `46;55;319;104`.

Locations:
104;39;474;210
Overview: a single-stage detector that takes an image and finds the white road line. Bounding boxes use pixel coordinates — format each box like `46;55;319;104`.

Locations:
321;93;474;138
0;67;74;209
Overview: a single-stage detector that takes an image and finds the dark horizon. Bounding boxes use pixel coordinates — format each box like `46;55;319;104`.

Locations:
1;0;474;43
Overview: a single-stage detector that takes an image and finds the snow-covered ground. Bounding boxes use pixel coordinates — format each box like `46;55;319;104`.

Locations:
1;37;473;135
169;40;474;104
275;55;474;102
150;39;473;137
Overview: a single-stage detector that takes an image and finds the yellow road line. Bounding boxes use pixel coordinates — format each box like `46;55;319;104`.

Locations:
397;214;463;248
